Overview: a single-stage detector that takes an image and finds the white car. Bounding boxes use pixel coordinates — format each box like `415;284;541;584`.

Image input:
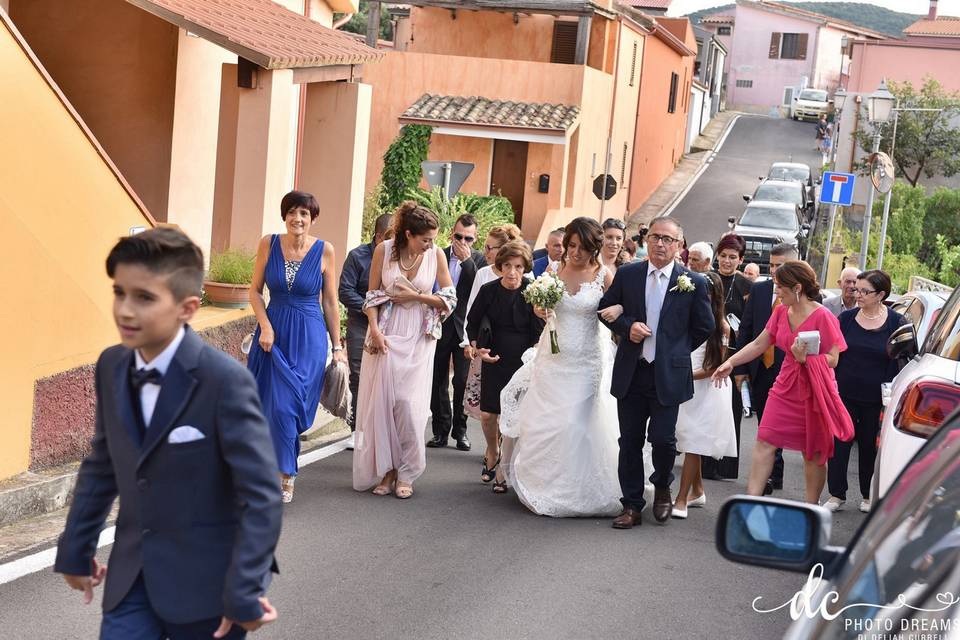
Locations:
889;290;949;346
791;88;829;121
873;286;960;500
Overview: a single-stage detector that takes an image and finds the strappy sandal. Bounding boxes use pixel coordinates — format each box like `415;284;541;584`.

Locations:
481;455;500;483
372;481;395;496
281;476;295;504
395;482;414;499
492;480;508;494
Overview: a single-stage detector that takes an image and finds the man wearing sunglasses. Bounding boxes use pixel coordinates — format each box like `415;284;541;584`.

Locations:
428;215;487;451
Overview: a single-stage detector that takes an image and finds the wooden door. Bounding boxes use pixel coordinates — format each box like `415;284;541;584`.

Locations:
490;140;528;226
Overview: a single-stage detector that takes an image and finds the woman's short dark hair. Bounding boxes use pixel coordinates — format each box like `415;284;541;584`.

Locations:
774;260;821;301
562;217;603;265
602;218;626;232
715;233;745;258
495;240;533;272
280;190;320;221
858;269;892;301
106;227;204;300
391;200;439;261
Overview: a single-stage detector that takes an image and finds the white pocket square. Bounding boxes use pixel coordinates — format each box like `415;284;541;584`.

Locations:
167;425;206;444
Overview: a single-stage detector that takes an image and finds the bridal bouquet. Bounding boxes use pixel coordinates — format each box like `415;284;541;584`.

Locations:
523;272;566;353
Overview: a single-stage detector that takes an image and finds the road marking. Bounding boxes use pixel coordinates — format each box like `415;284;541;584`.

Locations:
0;438;349;586
659;114;741;218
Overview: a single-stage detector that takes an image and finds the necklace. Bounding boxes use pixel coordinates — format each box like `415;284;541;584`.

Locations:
399;251;422;272
860;307;885;320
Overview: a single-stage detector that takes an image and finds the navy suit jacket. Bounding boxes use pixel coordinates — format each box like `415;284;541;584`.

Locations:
532;255;550;277
735;278;785;383
598;260;714;406
54;327;282;624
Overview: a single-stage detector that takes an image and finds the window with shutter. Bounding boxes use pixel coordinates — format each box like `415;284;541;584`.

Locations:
718;26;731;36
551;21;579;65
797;33;809;60
769;32;781;59
779;33;807;60
668;72;679;113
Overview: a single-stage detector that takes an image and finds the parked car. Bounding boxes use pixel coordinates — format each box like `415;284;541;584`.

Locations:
791;88;830;121
716;407;960;639
890;290;950;346
874;285;960;500
766;161;818;208
728;201;809;274
744;178;815;223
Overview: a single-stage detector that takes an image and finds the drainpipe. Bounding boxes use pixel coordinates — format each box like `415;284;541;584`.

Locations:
294;0;311;189
600;19;624;221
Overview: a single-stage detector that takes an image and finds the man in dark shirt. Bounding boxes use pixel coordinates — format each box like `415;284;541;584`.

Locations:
338;213;393;448
428;214;486;451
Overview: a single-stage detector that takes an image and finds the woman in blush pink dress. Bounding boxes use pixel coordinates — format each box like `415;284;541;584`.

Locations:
713;261;853;504
353;202;455;499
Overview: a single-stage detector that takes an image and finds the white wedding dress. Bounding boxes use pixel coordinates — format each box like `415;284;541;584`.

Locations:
499;267;653;517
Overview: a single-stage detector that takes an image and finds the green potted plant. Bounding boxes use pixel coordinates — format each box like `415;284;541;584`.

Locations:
204;248;255;308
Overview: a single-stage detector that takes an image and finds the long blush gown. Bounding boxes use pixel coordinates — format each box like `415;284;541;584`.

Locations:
353;240;439;490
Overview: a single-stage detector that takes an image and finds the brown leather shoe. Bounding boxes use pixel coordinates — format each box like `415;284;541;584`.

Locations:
612;508;642;529
652;488;672;523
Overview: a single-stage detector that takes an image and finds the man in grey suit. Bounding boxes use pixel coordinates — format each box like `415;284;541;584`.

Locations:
56;229;281;639
824;267;860;317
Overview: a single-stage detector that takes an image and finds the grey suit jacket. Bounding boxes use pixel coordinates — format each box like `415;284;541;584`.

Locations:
824;295;856;318
54;327;282;624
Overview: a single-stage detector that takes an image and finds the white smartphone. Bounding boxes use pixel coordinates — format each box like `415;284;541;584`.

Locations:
797;330;821;354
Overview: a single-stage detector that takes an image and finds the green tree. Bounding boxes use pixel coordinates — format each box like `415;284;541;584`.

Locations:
854;77;960;187
335;0;393;42
885;182;926;255
379;124;433;210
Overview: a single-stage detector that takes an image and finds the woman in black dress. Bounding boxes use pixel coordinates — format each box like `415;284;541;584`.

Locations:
709;233;752;479
466;241;545;493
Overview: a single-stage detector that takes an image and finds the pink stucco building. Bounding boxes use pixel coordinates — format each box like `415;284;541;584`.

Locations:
699;0;885;113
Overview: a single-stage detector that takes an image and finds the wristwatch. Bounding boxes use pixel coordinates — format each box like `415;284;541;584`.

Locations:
332;346;344;352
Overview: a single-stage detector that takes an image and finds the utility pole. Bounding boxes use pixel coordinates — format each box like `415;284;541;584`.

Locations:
858;130;881;271
366;1;381;48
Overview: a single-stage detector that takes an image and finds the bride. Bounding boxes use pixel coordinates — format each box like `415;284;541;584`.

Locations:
499;217;652;517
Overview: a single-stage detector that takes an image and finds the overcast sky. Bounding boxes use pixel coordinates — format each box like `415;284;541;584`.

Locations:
667;0;958;17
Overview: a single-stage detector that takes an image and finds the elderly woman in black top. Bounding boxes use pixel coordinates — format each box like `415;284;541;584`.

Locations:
825;269;907;514
466;241;545;493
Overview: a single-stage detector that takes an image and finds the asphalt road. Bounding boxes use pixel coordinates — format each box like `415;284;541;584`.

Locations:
672;115;822;247
0;415;870;639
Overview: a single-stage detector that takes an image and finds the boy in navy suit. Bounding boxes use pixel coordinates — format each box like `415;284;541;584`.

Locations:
55;228;282;639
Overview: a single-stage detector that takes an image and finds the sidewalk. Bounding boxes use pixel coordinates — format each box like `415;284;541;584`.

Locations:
0;414;349;566
627;110;741;231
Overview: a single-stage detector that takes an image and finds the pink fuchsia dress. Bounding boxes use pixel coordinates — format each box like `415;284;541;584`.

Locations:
759;304;854;464
352;241;439;491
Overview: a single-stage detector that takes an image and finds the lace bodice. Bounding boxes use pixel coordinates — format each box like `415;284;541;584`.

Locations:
548;266;609;361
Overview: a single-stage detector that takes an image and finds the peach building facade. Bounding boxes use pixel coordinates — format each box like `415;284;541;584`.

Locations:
2;0;376;481
364;1;695;244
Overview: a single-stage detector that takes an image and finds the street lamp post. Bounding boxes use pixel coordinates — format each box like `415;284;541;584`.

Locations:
820;89;848;285
858;80;896;271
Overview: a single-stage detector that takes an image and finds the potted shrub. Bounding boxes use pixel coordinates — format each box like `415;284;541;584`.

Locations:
204;248;255;308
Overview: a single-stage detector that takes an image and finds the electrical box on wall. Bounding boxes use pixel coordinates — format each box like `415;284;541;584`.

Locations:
538;174;550;193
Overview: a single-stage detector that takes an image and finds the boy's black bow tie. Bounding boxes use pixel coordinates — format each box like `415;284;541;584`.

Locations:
130;367;163;389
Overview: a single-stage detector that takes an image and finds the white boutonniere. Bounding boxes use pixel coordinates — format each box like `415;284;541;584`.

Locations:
670;274;695;293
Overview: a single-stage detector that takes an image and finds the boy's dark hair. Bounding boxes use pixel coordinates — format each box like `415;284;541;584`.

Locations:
280;190;320;221
454;214;478;229
106;228;205;300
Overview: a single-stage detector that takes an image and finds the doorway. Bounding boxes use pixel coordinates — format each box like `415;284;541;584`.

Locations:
490;139;528;226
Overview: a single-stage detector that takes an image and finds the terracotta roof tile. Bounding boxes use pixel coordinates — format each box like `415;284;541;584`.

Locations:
621;0;672;9
904;17;960;37
126;0;382;68
700;14;734;24
401;94;580;131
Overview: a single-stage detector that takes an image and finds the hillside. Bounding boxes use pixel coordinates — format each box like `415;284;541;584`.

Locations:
686;2;920;36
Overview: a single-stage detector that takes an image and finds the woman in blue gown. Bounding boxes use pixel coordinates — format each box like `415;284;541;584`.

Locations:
248;191;346;503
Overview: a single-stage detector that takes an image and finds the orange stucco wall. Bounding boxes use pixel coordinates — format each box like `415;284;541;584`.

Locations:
628;31;695;214
0;12;153;479
10;0;179;221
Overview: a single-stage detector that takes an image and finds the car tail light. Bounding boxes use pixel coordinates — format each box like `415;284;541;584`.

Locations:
893;379;960;438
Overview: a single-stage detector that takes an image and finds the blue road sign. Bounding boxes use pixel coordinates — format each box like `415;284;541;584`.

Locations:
820;171;856;206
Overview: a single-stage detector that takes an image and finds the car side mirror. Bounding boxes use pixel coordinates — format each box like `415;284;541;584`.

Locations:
742;194;752;202
758;176;765;181
727;216;737;227
887;323;919;362
716;496;838;574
